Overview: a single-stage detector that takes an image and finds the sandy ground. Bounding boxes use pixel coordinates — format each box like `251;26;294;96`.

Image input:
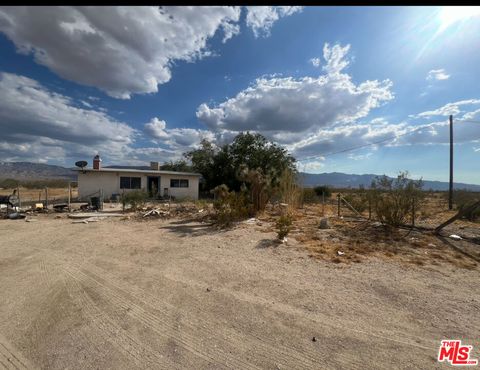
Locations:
0;214;479;369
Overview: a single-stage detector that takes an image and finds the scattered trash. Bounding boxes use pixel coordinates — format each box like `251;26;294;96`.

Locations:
72;220;89;224
449;234;462;240
244;218;258;224
8;212;26;220
280;237;288;244
337;251;345;256
372;221;382;227
25;218;37;222
34;203;44;210
319;218;330;229
198;209;204;213
72;216;106;224
143;209;170;218
312;337;317;342
427;243;437;248
68;212;123;219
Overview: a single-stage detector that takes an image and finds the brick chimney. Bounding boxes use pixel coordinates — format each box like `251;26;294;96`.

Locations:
93;154;102;170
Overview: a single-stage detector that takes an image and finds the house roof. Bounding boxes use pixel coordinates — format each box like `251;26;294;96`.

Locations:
72;168;202;177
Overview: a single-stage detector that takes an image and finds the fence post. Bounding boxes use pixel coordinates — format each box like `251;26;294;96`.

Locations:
337;193;341;217
412;197;415;228
368;198;372;220
45;187;48;209
68;182;71;211
17;185;21;209
322;192;325;216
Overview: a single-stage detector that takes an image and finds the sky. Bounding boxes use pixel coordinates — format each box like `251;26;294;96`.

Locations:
1;6;480;183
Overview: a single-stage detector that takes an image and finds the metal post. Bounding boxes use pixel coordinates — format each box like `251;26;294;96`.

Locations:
412;197;415;228
322;192;325;216
449;115;453;210
68;182;71;211
17;185;21;209
337;193;341;217
45;187;48;209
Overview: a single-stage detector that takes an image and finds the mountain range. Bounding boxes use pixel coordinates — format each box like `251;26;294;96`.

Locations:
1;162;479;191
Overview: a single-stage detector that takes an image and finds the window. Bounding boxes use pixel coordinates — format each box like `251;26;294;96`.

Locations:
170;179;189;188
120;176;141;189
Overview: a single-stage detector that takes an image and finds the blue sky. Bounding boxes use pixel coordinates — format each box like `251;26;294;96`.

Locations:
1;6;480;183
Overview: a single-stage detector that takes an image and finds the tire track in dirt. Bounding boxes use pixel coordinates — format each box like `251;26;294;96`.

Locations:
79;267;326;369
0;335;31;370
60;258;358;369
63;271;174;370
63;265;260;370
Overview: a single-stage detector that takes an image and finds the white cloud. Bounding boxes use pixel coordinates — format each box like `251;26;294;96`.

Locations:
245;6;302;37
144;117;215;151
414;99;480;118
144;118;168;139
0;72;136;164
196;43;393;146
309;57;321;67
426;68;450;81
0;6;242;99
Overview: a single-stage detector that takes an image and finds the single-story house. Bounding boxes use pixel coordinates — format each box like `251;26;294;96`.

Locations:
74;156;201;201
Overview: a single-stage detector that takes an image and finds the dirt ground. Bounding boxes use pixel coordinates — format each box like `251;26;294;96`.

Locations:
0;211;479;369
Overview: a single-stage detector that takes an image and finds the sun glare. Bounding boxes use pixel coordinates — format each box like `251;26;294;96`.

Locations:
438;6;480;31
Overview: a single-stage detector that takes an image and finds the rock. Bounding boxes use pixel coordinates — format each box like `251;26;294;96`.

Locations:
312;336;317;342
319;218;330;229
449;234;462;240
337;251;345;256
206;287;211;292
428;243;437;248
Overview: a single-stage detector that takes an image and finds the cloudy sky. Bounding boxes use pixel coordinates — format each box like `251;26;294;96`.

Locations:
1;6;480;183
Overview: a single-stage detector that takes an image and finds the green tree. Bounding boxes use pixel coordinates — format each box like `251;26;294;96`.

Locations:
185;132;296;192
160;159;192;172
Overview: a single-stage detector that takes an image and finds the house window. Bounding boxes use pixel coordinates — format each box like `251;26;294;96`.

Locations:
170;179;189;188
120;176;141;189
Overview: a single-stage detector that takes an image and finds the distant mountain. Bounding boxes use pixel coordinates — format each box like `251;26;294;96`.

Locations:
1;162;479;191
300;172;480;191
0;161;76;180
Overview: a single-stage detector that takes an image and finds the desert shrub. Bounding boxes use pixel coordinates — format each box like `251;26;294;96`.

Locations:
370;171;424;227
121;190;148;210
238;166;272;214
277;168;302;211
276;213;293;240
314;185;331;198
342;190;369;213
302;188;318;203
454;190;480;221
211;184;250;226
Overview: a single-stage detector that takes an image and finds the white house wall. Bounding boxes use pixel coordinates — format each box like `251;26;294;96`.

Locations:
77;171;199;200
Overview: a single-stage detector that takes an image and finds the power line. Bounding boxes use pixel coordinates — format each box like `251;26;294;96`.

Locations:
297;121;439;163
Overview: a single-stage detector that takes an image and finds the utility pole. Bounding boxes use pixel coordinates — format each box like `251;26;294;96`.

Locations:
449;115;453;210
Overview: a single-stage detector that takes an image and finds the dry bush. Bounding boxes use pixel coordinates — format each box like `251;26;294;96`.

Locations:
277;168;302;212
370;172;424;227
452;190;480;221
211;184;251;226
121;190;148;210
276;213;293;240
238;166;271;214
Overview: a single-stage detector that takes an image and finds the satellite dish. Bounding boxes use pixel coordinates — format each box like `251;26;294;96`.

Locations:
75;160;88;174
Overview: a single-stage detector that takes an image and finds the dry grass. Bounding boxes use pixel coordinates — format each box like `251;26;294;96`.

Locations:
0;187;78;202
270;200;479;269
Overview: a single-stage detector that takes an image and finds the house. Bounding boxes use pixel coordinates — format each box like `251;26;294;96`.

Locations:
75;155;201;201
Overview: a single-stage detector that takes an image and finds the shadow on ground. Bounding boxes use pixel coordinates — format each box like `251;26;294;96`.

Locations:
256;239;279;249
159;218;222;237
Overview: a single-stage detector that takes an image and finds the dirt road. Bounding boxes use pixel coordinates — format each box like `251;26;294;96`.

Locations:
0;216;478;369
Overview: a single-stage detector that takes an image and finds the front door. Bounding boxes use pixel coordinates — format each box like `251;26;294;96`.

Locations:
147;176;160;198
